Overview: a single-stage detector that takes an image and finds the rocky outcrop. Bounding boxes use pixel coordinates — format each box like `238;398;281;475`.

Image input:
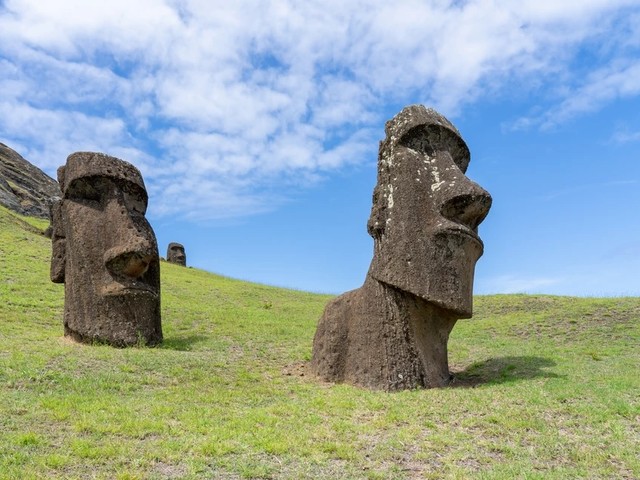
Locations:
0;143;61;218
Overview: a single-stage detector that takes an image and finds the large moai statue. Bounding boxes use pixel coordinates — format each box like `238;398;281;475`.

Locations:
310;105;492;390
50;152;162;347
166;242;186;266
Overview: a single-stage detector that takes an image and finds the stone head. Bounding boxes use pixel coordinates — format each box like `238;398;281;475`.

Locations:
166;242;186;266
50;152;162;346
367;105;491;317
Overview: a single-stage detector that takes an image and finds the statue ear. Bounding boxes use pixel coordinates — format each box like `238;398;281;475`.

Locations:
56;166;66;191
368;140;393;241
50;200;66;283
367;184;386;240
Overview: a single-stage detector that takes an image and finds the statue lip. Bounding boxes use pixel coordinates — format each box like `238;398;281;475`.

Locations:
440;223;484;248
101;281;157;297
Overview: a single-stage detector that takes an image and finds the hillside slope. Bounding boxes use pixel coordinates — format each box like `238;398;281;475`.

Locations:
0;144;60;218
0;205;638;479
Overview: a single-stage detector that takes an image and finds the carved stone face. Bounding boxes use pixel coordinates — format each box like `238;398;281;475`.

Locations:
166;242;186;266
50;152;162;346
367;106;491;317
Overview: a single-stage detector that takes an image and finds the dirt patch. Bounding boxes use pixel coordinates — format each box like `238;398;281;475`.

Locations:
282;362;309;377
153;461;188;479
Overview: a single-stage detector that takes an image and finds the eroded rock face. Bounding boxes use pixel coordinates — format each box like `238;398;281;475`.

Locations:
0;143;61;218
50;152;162;347
166;242;186;266
310;105;492;390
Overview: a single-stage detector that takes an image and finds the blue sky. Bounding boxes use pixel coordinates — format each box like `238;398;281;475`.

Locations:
2;0;640;296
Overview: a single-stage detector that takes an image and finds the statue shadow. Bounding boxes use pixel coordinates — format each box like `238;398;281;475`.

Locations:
449;355;563;388
158;335;209;351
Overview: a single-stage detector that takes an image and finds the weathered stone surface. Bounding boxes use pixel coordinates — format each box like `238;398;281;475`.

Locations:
0;143;61;218
50;152;162;347
310;105;492;390
166;242;186;266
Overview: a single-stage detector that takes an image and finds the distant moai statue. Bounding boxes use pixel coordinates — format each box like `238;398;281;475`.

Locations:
43;202;54;238
43;197;61;239
310;105;492;390
166;242;186;266
50;152;162;347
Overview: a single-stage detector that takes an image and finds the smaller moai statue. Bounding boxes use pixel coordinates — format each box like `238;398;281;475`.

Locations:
166;242;186;266
310;105;492;391
50;152;162;347
43;198;60;239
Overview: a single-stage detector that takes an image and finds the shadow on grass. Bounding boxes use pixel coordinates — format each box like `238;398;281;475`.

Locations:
450;356;563;388
159;335;209;351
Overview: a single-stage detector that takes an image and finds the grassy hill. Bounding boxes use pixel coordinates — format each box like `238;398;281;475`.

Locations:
0;205;638;479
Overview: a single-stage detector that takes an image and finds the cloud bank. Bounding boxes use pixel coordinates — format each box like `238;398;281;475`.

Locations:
1;0;639;219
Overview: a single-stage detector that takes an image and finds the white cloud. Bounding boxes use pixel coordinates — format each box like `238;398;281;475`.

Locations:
512;60;640;130
478;274;563;294
1;0;182;57
538;180;638;201
1;0;639;219
612;129;640;144
0;101;131;167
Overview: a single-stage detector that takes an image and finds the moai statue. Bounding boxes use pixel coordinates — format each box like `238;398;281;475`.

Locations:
310;105;492;390
43;198;60;239
166;242;186;266
50;152;162;347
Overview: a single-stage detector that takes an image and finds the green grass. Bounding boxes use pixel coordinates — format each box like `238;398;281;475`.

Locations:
1;204;638;479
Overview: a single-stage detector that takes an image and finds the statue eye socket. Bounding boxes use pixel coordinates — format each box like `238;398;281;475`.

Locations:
66;177;106;203
399;125;470;172
399;126;436;156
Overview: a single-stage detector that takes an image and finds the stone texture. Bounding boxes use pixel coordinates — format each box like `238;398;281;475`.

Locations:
0;143;61;218
50;152;162;347
166;242;186;266
310;105;492;390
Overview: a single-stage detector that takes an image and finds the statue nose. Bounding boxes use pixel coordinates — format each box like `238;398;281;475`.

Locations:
440;180;492;231
104;245;155;278
102;188;157;278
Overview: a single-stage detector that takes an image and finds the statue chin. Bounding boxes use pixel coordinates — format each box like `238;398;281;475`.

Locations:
369;226;484;318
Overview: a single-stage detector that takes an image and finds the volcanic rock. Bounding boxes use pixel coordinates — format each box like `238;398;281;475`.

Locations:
310;105;492;390
0;143;60;218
